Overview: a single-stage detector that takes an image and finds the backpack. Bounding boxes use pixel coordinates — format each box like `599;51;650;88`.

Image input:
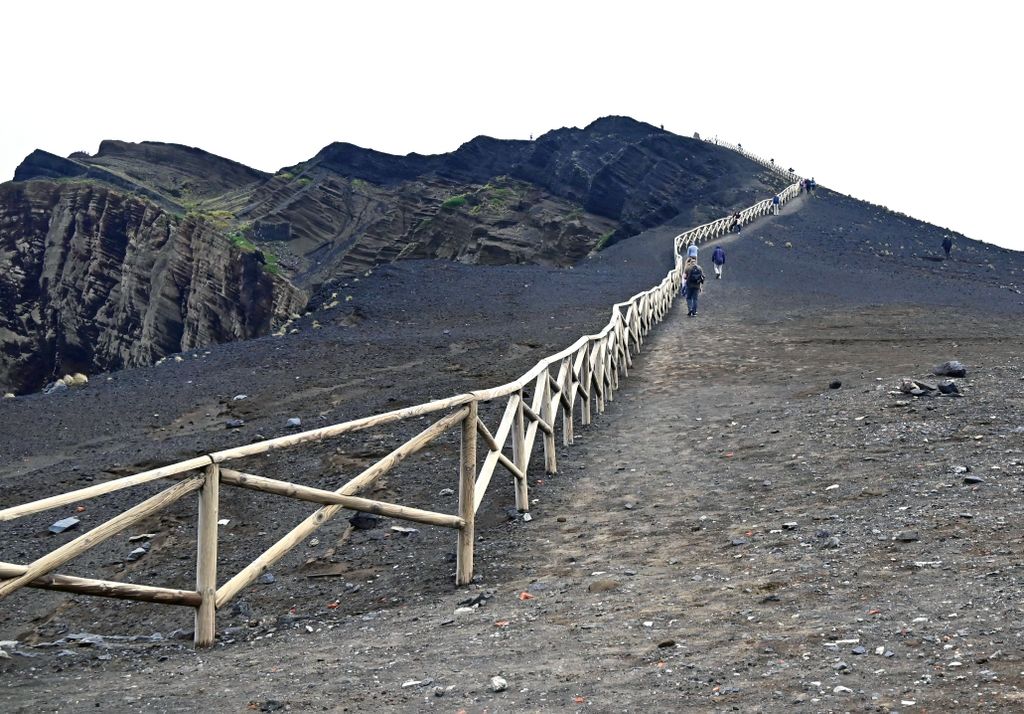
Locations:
686;266;704;287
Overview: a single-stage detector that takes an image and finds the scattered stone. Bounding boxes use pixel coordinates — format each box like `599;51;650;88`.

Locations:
48;517;80;534
522;513;533;522
226;419;245;429
401;678;433;688
258;573;276;585
821;536;841;549
934;360;967;378
286;417;302;428
952;465;970;474
66;633;106;647
624;502;635;510
126;544;150;562
588;579;621;593
963;475;984;485
657;639;676;648
730;537;749;547
217;518;230;526
454;607;476;616
895;531;920;542
851;645;866;655
349;512;383;530
0;649;9;659
128;533;155;542
833;685;853;694
232;394;248;401
782;522;798;530
490;676;508;693
828;380;842;389
2;393;14;399
438;488;455;496
834;661;849;671
43;381;69;395
937;380;959;395
391;526;418;534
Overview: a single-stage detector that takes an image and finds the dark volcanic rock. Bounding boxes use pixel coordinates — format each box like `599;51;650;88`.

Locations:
0;182;304;393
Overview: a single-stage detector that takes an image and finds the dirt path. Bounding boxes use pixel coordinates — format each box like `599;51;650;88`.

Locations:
3;195;1023;713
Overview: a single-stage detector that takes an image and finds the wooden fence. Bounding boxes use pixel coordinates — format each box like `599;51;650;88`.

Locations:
0;150;802;647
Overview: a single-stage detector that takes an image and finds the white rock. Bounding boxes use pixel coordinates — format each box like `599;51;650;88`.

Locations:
833;685;853;694
490;676;508;692
233;394;248;401
3;392;15;399
454;607;476;616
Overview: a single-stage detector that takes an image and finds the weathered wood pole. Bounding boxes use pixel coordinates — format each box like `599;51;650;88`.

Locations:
456;401;477;585
512;391;529;512
195;463;220;647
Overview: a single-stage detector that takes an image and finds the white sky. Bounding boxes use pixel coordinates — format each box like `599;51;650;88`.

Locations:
3;1;1022;251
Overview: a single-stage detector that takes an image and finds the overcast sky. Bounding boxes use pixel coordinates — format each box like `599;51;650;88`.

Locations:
4;1;1021;251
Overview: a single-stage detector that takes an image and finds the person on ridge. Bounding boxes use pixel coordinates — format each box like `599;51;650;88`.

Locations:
942;235;953;258
711;245;726;279
684;262;705;316
772;194;781;215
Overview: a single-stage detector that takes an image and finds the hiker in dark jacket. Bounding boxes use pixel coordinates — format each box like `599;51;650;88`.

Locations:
711;246;726;279
685;263;705;316
942;235;953;258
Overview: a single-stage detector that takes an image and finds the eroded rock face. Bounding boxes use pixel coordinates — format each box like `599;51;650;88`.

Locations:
0;181;304;393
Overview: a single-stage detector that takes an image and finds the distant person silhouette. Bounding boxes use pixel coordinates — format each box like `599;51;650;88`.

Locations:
772;194;781;215
684;262;705;316
942;235;953;258
730;212;742;233
711;245;726;279
687;243;699;260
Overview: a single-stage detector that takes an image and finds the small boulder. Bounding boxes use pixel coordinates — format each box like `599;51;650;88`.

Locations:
286;417;302;428
934;361;967;378
490;676;508;693
828;380;842;389
49;517;80;534
938;380;959;395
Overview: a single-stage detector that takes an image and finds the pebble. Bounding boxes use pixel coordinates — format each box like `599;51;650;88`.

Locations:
126;545;149;562
286;417;302;427
833;685;853;694
232;394;248;400
439;488;455;496
895;531;920;542
48;517;80;534
258;573;276;584
963;475;984;485
490;676;508;692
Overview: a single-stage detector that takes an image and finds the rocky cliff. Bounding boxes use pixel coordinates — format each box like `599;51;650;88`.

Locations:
0;181;304;393
2;116;788;393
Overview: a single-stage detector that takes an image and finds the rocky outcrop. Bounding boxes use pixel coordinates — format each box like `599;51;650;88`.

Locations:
0;181;304;393
1;116;788;392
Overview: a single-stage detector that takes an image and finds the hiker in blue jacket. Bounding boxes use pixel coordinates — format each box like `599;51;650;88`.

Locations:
711;246;726;279
772;194;781;215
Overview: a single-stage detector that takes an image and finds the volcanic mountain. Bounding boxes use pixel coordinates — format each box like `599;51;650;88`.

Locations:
0;118;793;394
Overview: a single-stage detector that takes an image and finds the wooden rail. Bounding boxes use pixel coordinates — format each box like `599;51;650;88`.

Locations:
0;148;802;646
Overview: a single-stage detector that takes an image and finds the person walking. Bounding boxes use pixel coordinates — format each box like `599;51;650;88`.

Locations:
684;262;705;316
687;243;699;260
772;194;781;215
942;235;953;258
711;245;726;279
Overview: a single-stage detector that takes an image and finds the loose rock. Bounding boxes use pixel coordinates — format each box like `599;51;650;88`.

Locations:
490;676;508;692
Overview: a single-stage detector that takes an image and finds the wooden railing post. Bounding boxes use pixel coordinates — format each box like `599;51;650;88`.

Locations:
541;373;558;475
195;463;220;648
456;401;477;585
511;392;529;511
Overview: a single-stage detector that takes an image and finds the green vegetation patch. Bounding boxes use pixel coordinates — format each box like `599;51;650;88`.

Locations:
441;194;468;209
594;230;616;251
